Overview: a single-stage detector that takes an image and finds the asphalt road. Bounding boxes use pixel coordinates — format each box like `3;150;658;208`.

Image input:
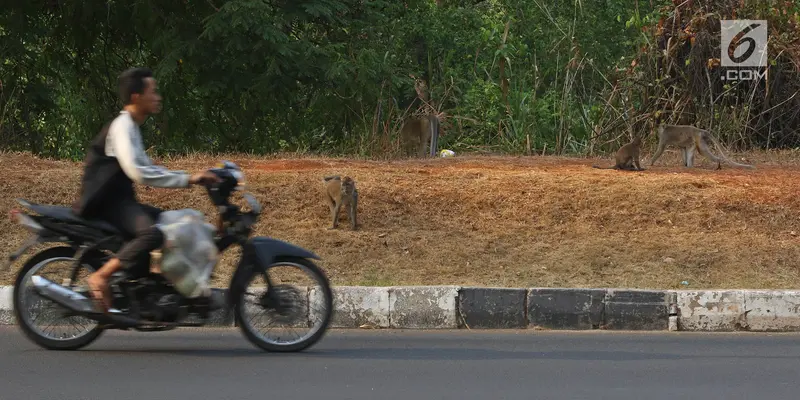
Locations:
2;327;800;400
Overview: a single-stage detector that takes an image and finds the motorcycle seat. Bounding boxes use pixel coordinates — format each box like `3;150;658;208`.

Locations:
20;200;121;234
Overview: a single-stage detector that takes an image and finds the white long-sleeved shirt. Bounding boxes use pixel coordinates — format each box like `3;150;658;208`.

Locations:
105;111;191;188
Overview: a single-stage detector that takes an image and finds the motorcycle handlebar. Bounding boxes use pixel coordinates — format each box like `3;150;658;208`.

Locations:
204;162;262;216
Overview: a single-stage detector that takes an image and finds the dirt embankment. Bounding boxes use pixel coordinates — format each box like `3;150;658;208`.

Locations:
1;149;799;289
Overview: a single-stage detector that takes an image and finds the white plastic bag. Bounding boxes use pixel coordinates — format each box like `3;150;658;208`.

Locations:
153;209;219;299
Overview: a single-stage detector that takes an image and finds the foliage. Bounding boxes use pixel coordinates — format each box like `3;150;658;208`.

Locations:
595;0;800;152
1;0;798;160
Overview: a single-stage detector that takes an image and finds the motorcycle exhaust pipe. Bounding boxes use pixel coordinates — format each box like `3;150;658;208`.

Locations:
31;275;95;314
31;275;142;328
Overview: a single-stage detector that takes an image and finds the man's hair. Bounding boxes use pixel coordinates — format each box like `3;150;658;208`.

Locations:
118;67;153;105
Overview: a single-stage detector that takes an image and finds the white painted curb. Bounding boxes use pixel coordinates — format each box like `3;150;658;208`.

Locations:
675;289;800;332
676;290;746;331
330;286;390;328
0;286;13;325
388;286;459;329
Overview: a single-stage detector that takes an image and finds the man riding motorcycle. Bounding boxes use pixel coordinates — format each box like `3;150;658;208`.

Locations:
72;67;221;313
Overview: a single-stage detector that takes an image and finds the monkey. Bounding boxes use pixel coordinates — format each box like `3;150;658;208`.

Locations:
649;124;755;169
400;115;440;157
322;175;358;230
592;136;646;171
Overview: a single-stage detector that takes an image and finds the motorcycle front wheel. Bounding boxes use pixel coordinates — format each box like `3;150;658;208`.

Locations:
234;256;333;352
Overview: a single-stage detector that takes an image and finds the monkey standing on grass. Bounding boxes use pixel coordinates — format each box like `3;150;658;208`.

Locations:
649;124;755;169
322;175;358;230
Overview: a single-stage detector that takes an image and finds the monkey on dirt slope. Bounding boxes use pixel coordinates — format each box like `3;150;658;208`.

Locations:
322;175;358;230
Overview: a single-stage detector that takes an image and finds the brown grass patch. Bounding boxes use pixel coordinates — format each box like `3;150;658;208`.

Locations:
2;148;800;290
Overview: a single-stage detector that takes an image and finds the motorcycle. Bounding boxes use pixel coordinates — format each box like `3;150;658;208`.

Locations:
3;161;333;352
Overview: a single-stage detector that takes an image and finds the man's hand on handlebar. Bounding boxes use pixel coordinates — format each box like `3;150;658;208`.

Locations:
189;171;222;186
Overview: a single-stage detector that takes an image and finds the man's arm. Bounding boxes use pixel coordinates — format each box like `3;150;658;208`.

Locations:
107;117;191;188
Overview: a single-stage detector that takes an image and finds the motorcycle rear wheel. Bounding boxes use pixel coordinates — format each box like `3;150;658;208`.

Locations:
13;246;105;351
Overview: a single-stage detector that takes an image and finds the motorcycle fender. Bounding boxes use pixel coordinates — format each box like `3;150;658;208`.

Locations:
227;237;321;306
2;234;61;272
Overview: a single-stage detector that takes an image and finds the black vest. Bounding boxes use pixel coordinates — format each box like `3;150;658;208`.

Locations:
72;120;136;217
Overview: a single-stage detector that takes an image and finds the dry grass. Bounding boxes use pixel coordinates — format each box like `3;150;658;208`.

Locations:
2;148;800;290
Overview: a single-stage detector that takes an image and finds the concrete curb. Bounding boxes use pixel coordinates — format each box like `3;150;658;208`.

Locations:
0;287;13;325
2;285;800;331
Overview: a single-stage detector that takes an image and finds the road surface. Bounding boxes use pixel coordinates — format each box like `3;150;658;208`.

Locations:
1;327;799;399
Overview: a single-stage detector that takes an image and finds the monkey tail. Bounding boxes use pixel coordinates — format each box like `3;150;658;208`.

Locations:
323;175;341;182
702;131;756;169
591;165;616;170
